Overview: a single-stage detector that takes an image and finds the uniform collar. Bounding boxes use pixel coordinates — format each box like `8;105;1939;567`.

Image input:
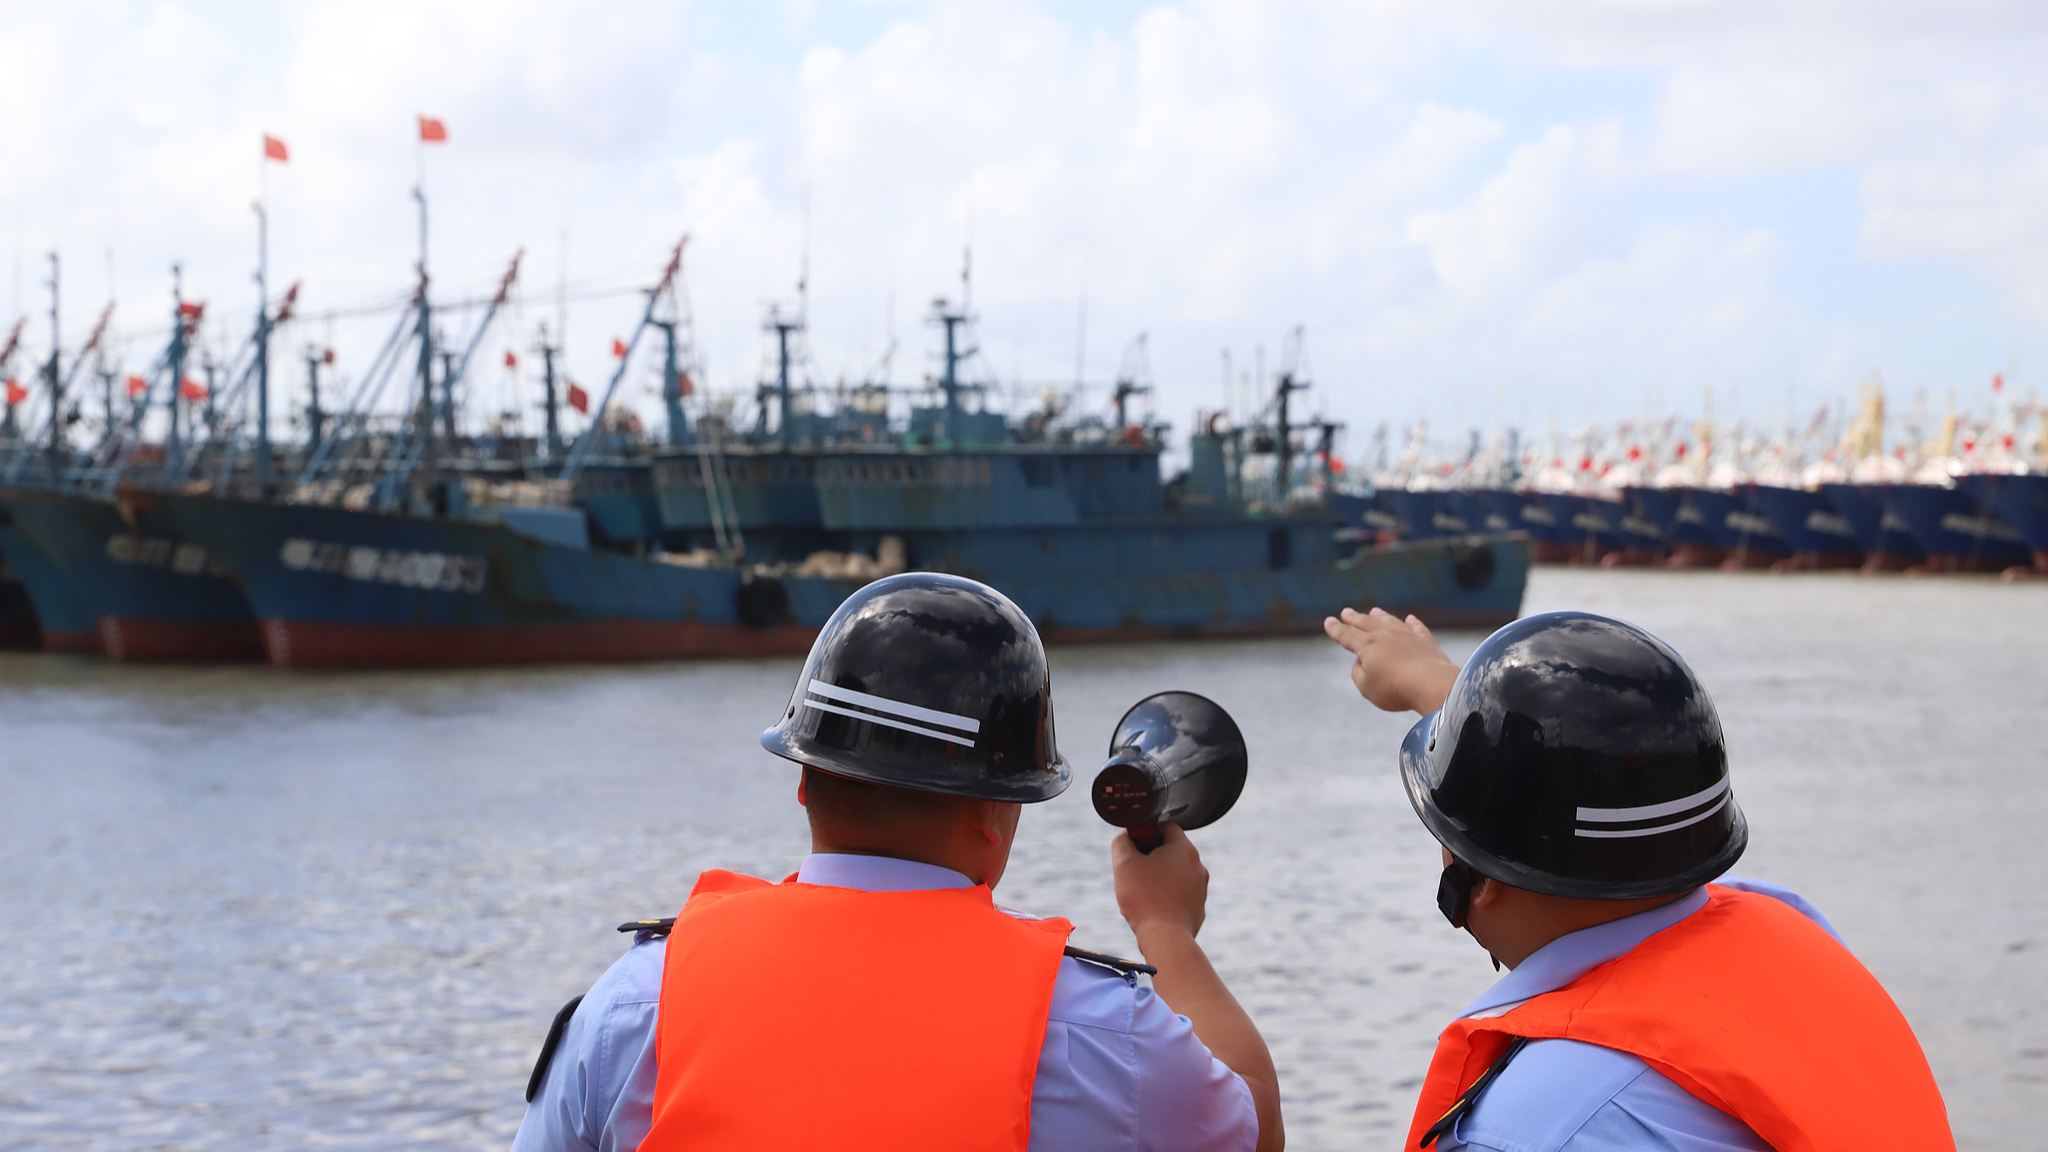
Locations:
795;852;976;892
1460;886;1709;1018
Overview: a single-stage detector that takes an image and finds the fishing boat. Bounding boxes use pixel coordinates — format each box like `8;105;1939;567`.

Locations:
0;518;97;652
1884;478;2032;572
158;257;1525;667
1748;483;1862;570
0;255;284;661
1961;473;2048;573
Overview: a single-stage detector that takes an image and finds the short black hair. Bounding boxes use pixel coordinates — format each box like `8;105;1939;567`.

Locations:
801;765;978;826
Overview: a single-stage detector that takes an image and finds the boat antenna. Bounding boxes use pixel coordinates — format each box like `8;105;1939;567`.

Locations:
961;178;974;313
1074;253;1089;389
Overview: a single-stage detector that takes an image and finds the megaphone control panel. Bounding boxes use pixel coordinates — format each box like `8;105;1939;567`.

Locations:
1090;691;1248;852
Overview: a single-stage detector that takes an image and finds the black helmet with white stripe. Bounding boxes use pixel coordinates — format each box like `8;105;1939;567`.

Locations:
761;572;1070;802
1402;611;1746;901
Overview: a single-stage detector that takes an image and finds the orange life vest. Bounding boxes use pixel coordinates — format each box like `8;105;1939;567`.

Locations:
642;869;1072;1152
1407;884;1954;1151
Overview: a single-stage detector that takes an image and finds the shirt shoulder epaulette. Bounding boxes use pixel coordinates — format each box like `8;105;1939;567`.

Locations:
1061;945;1156;977
616;917;676;937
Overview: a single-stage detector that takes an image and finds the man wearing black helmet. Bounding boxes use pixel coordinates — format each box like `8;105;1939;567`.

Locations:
1324;606;1953;1152
513;573;1281;1152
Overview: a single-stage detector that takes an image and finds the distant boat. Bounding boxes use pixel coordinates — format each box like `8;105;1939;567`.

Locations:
1748;484;1862;570
0;489;261;661
1884;480;2032;572
1820;483;1926;572
1962;473;2048;571
0;517;97;653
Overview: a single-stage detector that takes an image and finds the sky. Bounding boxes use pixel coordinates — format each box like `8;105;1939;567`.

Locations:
2;0;2045;458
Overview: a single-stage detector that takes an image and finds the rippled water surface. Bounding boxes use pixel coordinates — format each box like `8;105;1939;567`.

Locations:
2;568;2043;1150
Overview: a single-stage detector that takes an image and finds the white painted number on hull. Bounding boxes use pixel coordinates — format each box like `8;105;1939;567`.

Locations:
279;537;488;593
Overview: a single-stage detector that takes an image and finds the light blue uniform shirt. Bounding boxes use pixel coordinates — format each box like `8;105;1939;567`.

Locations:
510;853;1257;1152
1438;877;1841;1152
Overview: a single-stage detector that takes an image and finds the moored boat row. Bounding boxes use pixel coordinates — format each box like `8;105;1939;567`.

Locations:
0;233;1529;667
1336;385;2048;577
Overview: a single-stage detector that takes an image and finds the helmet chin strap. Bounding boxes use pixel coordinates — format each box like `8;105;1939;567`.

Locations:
1437;860;1505;971
1437;859;1484;929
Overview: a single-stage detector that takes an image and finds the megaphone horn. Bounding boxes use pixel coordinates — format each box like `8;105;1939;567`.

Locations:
1091;691;1249;853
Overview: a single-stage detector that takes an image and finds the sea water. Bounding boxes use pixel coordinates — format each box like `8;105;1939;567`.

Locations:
1;567;2042;1150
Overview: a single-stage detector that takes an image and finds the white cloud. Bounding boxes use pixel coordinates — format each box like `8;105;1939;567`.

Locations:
0;0;2043;451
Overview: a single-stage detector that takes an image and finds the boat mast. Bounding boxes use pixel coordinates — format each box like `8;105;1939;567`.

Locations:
1113;332;1151;435
654;313;690;447
1272;326;1311;499
766;306;800;448
928;249;976;442
166;265;187;475
253;201;272;491
560;235;686;481
412;185;435;491
1;316;26;438
535;322;562;456
303;345;326;454
43;253;60;465
95;348;116;444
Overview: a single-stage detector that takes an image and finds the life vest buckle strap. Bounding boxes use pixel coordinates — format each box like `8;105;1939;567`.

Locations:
525;994;585;1103
1418;1035;1529;1148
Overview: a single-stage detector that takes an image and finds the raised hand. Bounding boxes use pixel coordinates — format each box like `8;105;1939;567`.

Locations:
1322;606;1461;715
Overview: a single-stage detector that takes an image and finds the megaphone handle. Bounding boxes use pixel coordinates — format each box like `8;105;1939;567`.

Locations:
1130;823;1163;853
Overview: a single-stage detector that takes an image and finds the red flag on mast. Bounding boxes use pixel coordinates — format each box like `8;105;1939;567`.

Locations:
418;115;448;143
611;337;628;358
503;350;518;369
126;375;148;397
566;382;590;414
179;379;209;402
4;379;25;405
263;134;289;162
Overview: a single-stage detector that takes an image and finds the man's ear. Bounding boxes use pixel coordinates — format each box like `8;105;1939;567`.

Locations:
797;773;808;807
1470;877;1501;909
969;800;1001;845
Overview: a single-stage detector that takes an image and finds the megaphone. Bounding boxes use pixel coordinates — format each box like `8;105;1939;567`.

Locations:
1090;691;1248;853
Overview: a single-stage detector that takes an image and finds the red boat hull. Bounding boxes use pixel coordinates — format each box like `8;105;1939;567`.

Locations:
98;617;267;663
261;618;821;668
41;629;103;654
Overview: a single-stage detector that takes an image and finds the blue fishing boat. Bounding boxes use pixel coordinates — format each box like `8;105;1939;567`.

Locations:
1689;486;1791;569
1326;489;1406;542
1961;473;2048;571
1521;490;1629;564
1749;485;1863;569
0;519;97;652
1820;483;1925;571
1373;488;1466;541
1623;486;1725;568
1443;490;1517;536
150;491;836;665
1883;482;2032;572
0;551;36;649
0;488;262;660
155;485;1526;667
